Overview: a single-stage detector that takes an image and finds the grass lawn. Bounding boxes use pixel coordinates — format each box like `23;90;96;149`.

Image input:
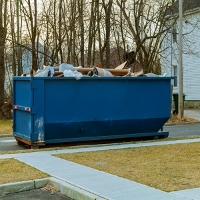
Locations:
0;120;12;135
0;159;49;184
55;142;200;192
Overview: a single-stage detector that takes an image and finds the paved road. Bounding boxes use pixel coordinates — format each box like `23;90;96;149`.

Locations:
1;123;200;152
165;123;200;138
0;137;27;152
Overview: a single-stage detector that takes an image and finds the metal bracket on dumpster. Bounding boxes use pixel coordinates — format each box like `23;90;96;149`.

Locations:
31;106;37;115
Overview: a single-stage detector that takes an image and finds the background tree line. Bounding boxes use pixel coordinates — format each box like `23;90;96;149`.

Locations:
0;0;175;118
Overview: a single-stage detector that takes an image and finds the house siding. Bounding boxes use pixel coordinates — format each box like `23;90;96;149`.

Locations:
161;11;200;100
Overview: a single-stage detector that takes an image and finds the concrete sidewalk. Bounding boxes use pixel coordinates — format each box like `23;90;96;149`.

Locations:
1;138;200;200
185;109;200;121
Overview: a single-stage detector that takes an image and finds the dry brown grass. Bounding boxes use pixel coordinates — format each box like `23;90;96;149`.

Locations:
166;115;198;124
0;159;49;184
0;120;12;135
56;142;200;192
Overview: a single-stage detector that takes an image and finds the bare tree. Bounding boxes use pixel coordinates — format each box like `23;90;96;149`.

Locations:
0;0;7;107
102;0;113;68
78;0;85;67
9;1;17;76
20;0;39;71
116;0;173;73
87;0;95;67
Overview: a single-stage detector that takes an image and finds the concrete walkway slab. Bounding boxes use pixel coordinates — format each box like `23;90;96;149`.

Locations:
171;188;200;200
16;154;187;200
1;138;200;161
185;109;200;121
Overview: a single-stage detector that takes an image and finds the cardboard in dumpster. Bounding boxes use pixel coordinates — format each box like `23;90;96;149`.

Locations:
115;61;129;70
53;72;64;77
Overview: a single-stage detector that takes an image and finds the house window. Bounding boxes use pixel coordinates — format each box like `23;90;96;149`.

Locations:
172;24;177;43
173;65;178;87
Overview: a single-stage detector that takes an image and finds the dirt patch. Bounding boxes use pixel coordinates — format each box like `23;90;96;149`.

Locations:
41;182;60;194
0;187;72;200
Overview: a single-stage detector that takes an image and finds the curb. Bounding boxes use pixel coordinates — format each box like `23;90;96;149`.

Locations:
0;177;106;200
0;178;49;196
0;134;12;138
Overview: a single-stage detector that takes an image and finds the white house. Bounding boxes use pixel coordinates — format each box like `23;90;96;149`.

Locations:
161;0;200;106
4;43;45;95
22;43;44;74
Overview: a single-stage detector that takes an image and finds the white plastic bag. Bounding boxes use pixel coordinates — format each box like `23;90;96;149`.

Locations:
93;67;113;77
63;69;83;80
34;67;50;77
59;63;74;72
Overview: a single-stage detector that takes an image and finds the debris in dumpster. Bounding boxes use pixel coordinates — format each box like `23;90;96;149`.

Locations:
19;59;163;78
49;66;54;76
144;73;167;77
115;61;129;70
124;50;135;65
92;67;113;77
131;61;143;73
144;73;159;77
126;69;144;77
77;67;130;76
30;69;36;76
53;72;64;77
63;69;83;80
58;63;82;72
59;63;74;72
34;66;50;77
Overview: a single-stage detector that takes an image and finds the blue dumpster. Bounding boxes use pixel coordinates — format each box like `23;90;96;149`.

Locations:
13;76;172;148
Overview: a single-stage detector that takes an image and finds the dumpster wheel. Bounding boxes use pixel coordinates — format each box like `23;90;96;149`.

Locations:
16;139;24;146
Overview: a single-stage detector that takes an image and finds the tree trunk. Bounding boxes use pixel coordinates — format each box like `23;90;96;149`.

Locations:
0;27;6;105
103;0;113;68
0;0;7;106
96;0;103;67
78;0;84;67
59;0;63;63
87;0;95;67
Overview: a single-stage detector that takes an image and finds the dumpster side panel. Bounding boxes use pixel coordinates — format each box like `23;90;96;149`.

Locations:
13;78;33;141
32;79;45;142
43;77;171;143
